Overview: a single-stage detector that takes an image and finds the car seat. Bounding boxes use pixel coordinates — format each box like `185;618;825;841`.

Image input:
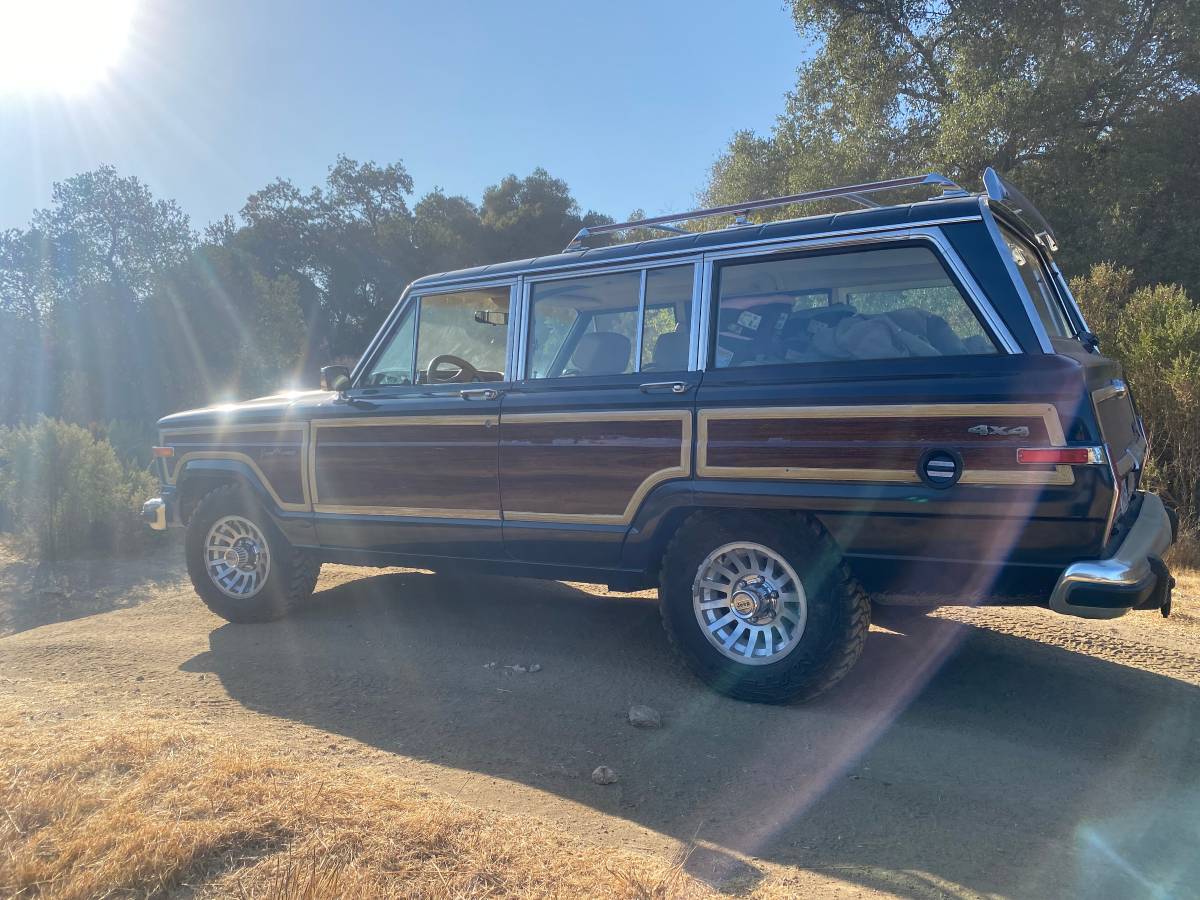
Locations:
566;331;632;376
649;326;689;370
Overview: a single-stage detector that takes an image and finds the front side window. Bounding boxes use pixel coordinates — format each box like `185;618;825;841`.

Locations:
527;265;694;379
363;287;511;386
712;245;997;368
1000;229;1073;339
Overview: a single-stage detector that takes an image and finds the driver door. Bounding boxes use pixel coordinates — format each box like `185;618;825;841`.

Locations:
310;282;514;560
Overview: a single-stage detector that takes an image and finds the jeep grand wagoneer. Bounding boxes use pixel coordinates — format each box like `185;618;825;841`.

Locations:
144;170;1176;702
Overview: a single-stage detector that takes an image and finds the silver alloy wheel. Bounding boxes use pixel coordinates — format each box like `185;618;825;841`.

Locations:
205;515;272;599
692;541;808;665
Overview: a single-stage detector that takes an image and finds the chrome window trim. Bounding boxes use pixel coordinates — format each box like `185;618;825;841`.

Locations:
633;269;648;371
980;198;1055;353
352;278;519;388
518;258;703;378
689;261;706;370
696;257;715;369
698;226;1021;360
356;212;988;383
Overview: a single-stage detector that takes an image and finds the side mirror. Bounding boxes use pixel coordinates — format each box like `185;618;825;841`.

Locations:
320;365;352;394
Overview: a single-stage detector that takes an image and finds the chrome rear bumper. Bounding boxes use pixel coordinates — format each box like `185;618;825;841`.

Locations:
1049;492;1175;620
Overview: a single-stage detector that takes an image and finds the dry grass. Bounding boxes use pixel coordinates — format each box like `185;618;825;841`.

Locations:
1166;524;1200;571
0;709;705;899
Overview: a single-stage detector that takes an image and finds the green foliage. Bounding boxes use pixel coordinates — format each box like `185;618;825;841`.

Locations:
0;159;607;430
1071;265;1200;518
0;418;157;560
30;165;194;302
706;1;1200;295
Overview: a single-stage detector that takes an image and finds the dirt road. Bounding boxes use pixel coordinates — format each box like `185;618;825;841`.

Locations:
2;541;1198;899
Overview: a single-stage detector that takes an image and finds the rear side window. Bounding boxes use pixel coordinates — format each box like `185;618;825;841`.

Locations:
1000;229;1072;339
526;265;695;378
712;245;997;368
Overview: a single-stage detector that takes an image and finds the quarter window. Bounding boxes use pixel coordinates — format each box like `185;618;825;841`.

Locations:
526;265;695;379
361;305;415;386
712;245;997;368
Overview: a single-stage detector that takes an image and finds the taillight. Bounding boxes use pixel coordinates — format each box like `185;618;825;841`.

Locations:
1016;447;1100;465
151;446;174;458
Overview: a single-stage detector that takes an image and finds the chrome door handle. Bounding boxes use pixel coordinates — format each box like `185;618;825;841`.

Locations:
639;381;693;394
460;388;502;401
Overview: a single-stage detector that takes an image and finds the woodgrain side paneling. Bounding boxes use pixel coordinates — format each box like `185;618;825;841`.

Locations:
698;404;1071;486
500;412;691;524
311;417;500;518
161;424;309;510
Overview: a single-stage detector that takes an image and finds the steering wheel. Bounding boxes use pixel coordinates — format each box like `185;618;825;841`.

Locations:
427;354;479;384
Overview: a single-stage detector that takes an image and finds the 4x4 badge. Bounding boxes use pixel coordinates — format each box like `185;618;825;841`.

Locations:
968;424;1030;437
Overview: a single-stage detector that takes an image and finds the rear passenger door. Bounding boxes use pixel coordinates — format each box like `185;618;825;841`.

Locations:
499;261;700;567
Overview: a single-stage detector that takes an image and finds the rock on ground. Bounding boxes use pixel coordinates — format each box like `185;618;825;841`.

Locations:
591;765;619;785
628;704;662;728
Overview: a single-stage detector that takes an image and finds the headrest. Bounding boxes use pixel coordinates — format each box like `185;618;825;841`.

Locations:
652;329;689;370
570;331;631;376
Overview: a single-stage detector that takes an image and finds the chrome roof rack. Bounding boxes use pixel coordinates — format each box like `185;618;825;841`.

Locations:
564;173;967;251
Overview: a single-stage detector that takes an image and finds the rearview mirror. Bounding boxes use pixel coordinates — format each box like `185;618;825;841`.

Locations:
474;310;509;326
320;365;352;393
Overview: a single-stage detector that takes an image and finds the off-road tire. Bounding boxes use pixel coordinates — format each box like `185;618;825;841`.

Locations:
185;483;320;623
659;511;869;703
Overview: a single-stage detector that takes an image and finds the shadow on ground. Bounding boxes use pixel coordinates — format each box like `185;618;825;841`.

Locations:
185;571;1200;898
0;538;183;636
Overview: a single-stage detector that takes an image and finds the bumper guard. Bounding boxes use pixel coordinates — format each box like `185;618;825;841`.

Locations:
1049;492;1175;620
142;498;168;531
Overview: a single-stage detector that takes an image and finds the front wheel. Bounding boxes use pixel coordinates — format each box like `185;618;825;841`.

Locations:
659;512;869;703
185;483;320;623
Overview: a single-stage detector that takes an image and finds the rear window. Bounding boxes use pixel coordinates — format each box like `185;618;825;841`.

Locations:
712;245;997;369
1000;229;1073;339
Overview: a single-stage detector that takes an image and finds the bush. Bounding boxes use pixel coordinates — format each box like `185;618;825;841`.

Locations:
1071;264;1200;521
0;417;157;560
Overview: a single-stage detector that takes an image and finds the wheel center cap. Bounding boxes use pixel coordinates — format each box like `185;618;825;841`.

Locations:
731;591;759;617
223;542;257;570
730;576;779;624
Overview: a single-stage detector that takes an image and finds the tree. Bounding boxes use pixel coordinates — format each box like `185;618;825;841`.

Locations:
231;156;417;360
706;1;1200;289
146;246;307;411
1072;264;1200;517
30;165;194;302
480;168;611;262
0;158;610;429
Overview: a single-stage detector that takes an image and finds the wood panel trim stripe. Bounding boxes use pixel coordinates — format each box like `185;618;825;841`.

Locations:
502;409;693;526
161;424;312;512
696;403;1073;486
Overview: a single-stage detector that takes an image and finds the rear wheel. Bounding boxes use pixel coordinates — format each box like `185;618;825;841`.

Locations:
659;511;869;703
185;483;320;623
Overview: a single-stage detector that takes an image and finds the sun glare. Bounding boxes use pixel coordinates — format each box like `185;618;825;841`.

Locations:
0;0;138;96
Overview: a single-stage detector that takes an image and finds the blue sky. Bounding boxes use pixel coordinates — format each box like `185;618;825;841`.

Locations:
0;1;807;232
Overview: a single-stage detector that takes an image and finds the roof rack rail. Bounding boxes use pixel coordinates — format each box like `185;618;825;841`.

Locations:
564;173;966;251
